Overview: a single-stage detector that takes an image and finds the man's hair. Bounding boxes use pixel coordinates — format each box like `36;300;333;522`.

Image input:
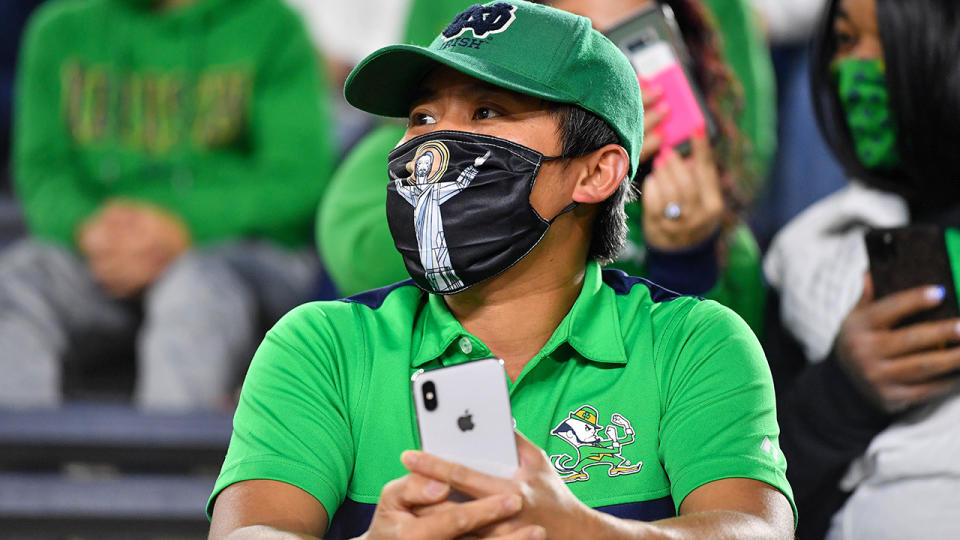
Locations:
549;104;635;265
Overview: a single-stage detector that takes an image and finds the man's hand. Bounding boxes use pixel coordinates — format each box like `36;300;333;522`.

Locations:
78;200;191;298
359;472;539;540
835;274;960;413
403;432;589;540
208;473;538;540
641;135;724;251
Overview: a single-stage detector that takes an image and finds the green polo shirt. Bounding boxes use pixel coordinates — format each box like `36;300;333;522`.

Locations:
208;262;796;536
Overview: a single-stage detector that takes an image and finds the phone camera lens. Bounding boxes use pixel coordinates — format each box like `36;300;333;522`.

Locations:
423;381;438;411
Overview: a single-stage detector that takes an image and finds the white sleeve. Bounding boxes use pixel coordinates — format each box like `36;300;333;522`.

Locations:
395;180;418;206
750;0;830;45
283;0;410;64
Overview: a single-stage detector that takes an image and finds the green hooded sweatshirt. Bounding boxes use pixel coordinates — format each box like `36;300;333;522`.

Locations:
14;0;336;249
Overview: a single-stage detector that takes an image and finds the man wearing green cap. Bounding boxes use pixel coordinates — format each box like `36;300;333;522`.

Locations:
208;2;795;538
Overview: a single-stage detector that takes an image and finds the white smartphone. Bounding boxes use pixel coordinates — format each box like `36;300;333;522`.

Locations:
411;358;518;479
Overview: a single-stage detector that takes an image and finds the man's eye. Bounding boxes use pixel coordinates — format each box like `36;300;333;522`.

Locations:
411;112;436;126
474;107;501;120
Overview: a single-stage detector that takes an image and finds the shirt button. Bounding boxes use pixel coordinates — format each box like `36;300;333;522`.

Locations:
459;337;473;354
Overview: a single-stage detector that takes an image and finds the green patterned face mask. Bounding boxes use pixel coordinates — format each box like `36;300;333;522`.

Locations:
833;58;900;170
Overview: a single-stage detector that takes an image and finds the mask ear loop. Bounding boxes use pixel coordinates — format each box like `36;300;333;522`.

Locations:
550;201;580;222
539;154;580;222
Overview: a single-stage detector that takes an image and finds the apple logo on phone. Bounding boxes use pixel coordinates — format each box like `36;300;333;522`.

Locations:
457;410;475;432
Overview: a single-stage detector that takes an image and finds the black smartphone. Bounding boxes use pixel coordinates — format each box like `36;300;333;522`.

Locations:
865;226;960;327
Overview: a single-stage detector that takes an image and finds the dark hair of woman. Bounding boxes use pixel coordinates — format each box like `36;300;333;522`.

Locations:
811;0;960;213
660;0;752;214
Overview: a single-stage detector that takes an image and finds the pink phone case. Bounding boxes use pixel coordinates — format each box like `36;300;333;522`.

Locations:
630;42;705;149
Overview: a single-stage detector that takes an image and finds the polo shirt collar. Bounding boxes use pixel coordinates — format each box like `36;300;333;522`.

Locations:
410;261;628;368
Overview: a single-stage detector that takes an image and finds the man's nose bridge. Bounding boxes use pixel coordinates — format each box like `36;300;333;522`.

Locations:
434;116;471;133
434;97;476;132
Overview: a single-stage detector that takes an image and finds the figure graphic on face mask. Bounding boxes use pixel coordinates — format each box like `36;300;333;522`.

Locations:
549;405;643;483
393;142;491;292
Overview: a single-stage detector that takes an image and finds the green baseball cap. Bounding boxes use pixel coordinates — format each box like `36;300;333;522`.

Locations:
344;0;644;178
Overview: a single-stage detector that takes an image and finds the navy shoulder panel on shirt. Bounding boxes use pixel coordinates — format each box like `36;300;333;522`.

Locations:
601;268;696;303
339;279;417;310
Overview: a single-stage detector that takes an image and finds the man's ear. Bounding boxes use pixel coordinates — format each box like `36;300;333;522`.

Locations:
570;144;630;204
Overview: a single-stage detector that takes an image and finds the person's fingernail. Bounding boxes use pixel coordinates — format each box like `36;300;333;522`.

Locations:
502;494;522;513
424;480;447;497
401;450;420;467
927;286;947;302
530;527;547;540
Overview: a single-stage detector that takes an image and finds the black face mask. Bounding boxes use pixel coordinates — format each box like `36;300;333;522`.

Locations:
386;130;576;295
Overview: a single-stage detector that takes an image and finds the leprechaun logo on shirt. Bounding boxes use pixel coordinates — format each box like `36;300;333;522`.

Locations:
549;405;642;483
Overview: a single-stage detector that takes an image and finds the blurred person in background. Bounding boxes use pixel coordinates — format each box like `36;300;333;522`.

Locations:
751;0;828;45
318;0;775;335
0;0;336;411
284;0;410;155
284;0;408;88
748;0;848;249
763;0;960;537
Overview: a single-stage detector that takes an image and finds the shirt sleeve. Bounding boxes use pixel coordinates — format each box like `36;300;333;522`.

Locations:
317;124;410;295
615;205;766;337
14;5;102;248
207;303;357;521
656;299;797;523
701;223;767;336
762;290;890;537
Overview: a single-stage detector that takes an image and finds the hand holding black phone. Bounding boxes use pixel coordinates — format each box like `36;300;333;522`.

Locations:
836;226;960;413
865;226;960;328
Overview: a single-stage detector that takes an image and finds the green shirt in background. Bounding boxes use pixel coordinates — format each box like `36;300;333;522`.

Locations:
14;0;337;249
701;0;778;182
208;261;795;536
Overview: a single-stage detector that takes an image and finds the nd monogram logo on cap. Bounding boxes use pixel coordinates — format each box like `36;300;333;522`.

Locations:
443;3;518;40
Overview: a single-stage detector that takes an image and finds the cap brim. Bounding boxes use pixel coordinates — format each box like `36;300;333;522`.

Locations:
344;44;575;118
